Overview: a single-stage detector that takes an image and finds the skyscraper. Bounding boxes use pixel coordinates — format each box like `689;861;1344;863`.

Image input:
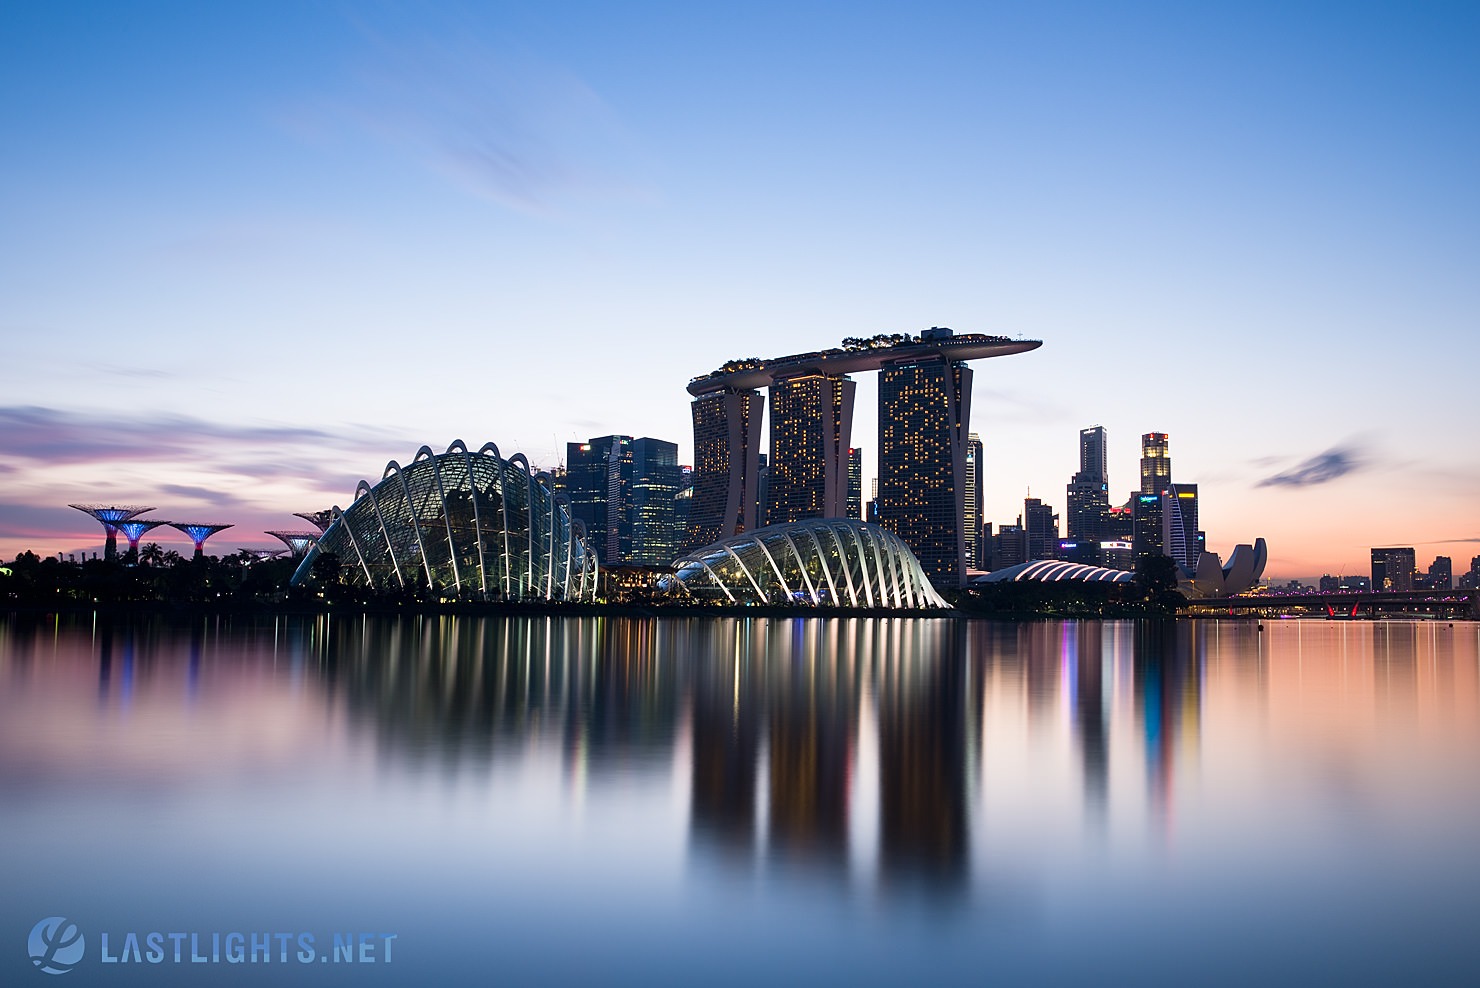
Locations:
688;388;764;549
878;355;973;587
1371;547;1416;592
1080;426;1108;485
1132;492;1164;562
673;465;694;552
566;436;633;562
567;435;680;565
1140;432;1171;495
627;438;680;566
993;523;1027;569
965;433;984;569
688;328;1042;570
1460;556;1480;590
1066;425;1109;554
756;453;770;527
1134;432;1172;564
846;448;863;520
766;372;855;523
1023;497;1059;560
1162;483;1200;570
604;437;635;563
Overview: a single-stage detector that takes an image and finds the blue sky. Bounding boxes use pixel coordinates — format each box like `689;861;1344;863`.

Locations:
2;0;1477;576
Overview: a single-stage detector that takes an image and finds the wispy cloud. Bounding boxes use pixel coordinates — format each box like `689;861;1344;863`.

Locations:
0;504;93;542
976;387;1072;425
326;30;651;213
0;405;399;466
1256;444;1366;488
159;484;249;508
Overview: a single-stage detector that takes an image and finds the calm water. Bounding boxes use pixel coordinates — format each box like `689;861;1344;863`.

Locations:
3;614;1478;986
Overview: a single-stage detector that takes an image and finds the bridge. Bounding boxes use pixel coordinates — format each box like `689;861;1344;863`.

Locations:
1181;589;1479;619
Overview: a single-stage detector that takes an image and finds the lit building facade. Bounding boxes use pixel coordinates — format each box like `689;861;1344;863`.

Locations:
1370;546;1416;593
846;448;863;521
1422;555;1453;590
1066;425;1109;554
965;433;984;569
565;436;630;562
1140;432;1171;495
1163;483;1201;570
766;372;855;524
628;437;680;566
1132;492;1164;562
878;356;973;588
565;435;678;566
604;437;635;563
688;389;764;550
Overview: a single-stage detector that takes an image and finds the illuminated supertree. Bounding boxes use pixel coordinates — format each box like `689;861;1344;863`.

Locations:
265;531;320;559
169;523;234;559
242;548;290;562
115;519;171;559
68;504;154;560
293;510;336;534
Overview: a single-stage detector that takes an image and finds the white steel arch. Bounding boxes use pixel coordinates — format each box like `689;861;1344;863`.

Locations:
670;519;947;609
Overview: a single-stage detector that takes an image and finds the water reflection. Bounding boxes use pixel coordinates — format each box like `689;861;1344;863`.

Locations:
3;614;1479;914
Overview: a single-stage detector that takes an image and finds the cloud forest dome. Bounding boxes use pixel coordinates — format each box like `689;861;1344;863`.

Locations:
291;441;597;601
668;519;948;608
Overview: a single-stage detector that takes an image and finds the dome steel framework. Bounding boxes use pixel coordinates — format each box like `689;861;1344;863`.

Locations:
291;441;598;600
977;560;1137;584
668;519;948;608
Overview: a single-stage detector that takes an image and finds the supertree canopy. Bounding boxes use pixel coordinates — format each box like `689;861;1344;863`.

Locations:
115;519;171;555
266;531;320;558
69;504;155;560
293;510;336;533
169;523;233;558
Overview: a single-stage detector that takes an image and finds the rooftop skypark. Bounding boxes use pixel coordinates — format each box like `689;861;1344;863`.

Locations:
687;329;1041;396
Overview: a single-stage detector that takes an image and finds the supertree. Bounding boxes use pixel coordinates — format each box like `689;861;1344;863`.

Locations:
266;531;320;559
293;510;336;534
115;519;171;559
168;523;234;560
68;504;154;560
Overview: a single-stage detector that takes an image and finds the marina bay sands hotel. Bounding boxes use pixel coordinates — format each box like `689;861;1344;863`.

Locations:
686;328;1041;587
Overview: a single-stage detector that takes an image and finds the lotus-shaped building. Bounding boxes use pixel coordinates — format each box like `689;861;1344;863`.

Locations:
666;519;948;608
1184;539;1268;598
291;441;598;600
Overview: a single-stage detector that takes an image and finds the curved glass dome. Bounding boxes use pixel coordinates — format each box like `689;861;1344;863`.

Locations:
667;520;948;608
977;560;1135;583
291;441;597;600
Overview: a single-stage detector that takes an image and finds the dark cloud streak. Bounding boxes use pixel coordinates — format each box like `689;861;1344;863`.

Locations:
1256;445;1365;488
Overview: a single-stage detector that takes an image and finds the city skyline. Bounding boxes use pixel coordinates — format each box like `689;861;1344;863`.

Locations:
2;2;1477;578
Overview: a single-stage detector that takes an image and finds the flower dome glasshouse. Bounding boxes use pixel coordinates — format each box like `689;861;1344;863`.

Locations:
666;520;948;608
291;441;598;600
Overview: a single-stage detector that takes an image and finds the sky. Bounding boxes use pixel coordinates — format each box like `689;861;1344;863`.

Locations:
1;0;1476;579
